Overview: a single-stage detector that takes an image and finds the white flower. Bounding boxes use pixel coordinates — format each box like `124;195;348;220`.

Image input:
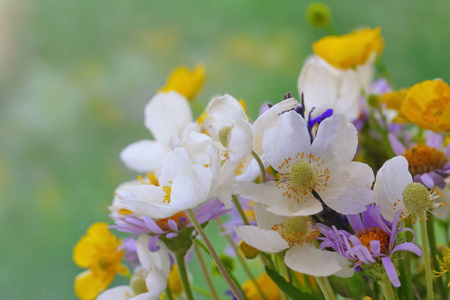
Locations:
374;156;443;221
97;236;171;300
238;111;374;216
235;203;352;277
297;55;373;122
120;91;197;173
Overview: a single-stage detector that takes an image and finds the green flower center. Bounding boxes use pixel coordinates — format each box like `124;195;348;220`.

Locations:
218;126;232;147
290;160;315;191
402;182;431;216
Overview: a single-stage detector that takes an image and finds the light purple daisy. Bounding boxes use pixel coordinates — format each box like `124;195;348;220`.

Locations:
317;205;422;287
389;130;450;189
111;198;229;251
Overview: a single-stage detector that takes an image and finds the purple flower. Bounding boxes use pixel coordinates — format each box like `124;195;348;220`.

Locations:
111;198;229;252
389;130;450;189
317;205;422;287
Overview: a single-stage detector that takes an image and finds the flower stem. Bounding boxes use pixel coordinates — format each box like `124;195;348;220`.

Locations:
379;272;396;300
420;220;434;300
187;209;244;300
315;277;332;300
174;252;195;300
232;195;250;225
323;277;336;300
193;242;221;300
251;151;266;183
426;215;445;298
165;286;174;300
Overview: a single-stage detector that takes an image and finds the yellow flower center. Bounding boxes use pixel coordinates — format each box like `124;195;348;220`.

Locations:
402;182;432;217
155;212;188;231
422;96;449;124
355;227;390;255
402;144;447;175
218;126;232;147
272;216;319;246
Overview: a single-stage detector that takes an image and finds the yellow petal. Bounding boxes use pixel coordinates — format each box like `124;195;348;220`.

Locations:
74;270;105;300
242;273;281;300
159;64;205;101
312;27;383;69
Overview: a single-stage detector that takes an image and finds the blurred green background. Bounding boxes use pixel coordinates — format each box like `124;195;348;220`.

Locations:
1;0;450;298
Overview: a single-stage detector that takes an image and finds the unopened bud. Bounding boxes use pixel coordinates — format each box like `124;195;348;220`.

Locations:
306;3;331;29
239;241;260;259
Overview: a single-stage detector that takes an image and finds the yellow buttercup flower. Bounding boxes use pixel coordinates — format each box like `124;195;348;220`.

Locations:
379;89;409;123
167;264;183;298
73;223;129;300
159;64;205;101
312;27;384;69
242;273;281;300
401;79;450;132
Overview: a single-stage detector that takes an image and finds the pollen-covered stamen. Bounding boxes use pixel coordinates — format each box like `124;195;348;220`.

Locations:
356;227;390;255
403;144;447;175
291;160;315;190
218;126;233;147
272;216;319;246
402;182;432;219
162;181;173;203
155;212;188;231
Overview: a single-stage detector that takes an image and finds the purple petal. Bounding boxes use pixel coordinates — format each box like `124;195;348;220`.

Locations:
166;232;178;239
382;256;401;287
390;242;422;257
148;235;161;252
426;131;443;149
347;213;364;233
420;173;434;188
388;133;406;156
370;240;381;257
168;219;178;231
428;172;446;189
143;217;165;234
445;143;450;156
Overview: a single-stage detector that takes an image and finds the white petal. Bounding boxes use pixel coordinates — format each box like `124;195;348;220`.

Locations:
266;193;323;217
254;203;286;230
228;119;253;163
310;114;357;166
236;181;281;207
263;111;311;173
252;98;298;154
284;244;351;277
235;225;289;253
120;140;169;173
97;286;134;300
204;94;247;137
159;148;193;186
144;91;193;144
319;162;375;214
136;235;170;272
144;267;168;299
374;156;412;221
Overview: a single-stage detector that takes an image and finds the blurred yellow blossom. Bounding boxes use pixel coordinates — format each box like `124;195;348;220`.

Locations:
401;79;450;132
312;27;384;69
379;89;409;123
242;273;281;300
167;264;183;298
159;64;205;101
73;223;129;300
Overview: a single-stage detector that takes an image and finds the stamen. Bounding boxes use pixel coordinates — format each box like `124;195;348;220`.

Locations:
218;126;233;147
156;212;188;231
356;227;390;254
272;216;319;246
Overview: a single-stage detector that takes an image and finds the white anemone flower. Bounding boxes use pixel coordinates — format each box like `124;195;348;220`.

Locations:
235;203;352;277
120;91;197;173
97;236;171;300
298;55;373;122
374;156;443;222
117;132;218;219
238;111;374;216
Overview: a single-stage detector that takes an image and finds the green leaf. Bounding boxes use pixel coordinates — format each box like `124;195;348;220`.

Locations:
265;266;320;300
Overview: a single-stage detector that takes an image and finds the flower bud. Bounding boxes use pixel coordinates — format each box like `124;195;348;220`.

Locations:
306;2;331;28
239;241;260;259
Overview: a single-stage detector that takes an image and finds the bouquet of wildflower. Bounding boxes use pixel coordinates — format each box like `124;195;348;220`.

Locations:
73;4;450;300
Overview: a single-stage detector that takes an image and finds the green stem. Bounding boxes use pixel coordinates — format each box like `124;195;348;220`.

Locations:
193;242;221;300
420;220;434;300
216;218;268;300
187;209;245;300
427;215;445;298
165;286;174;300
315;277;332;300
232;195;249;225
402;251;413;300
323;277;336;300
379;272;396;300
174;252;195;300
251;151;266;183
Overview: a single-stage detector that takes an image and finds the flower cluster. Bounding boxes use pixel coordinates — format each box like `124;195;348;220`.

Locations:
74;5;449;300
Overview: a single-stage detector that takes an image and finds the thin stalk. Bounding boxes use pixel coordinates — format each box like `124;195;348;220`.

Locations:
232;194;249;225
174;252;195;300
165;286;174;300
315;277;332;300
402;251;413;300
216;218;268;300
379;272;395;300
251;151;266;183
323;277;336;300
193;242;221;300
187;209;244;300
427;215;446;298
420;220;434;300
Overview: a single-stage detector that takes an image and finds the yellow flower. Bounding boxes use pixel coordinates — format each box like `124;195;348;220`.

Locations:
434;247;450;287
401;79;450;132
159;64;205;101
379;89;409;123
73;223;129;300
312;27;384;69
242;273;281;300
167;264;183;298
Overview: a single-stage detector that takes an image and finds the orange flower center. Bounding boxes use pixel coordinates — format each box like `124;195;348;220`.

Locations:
356;227;390;255
155;212;188;231
402;144;447;175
